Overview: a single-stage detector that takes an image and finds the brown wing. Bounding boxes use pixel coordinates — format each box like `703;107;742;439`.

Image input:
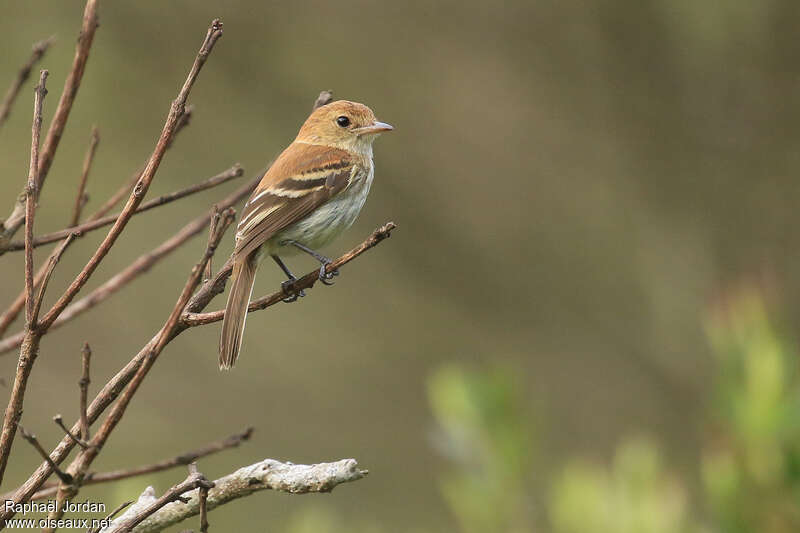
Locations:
234;142;357;258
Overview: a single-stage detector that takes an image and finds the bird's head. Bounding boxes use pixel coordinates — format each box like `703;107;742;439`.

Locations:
296;100;393;154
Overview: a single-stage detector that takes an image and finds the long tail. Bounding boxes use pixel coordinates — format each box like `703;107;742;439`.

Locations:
219;256;257;369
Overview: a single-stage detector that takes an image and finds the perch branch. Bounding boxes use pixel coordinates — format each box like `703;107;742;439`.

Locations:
100;458;368;533
3;164;243;252
183;221;397;326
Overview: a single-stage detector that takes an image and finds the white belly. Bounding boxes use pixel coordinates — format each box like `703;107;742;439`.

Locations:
265;165;374;255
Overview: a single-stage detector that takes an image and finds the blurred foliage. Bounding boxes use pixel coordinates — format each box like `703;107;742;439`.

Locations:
702;287;800;532
549;437;694;533
341;285;798;533
427;366;534;533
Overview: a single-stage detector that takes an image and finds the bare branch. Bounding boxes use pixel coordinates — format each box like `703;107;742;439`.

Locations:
18;427;252;501
70;126;100;226
88;501;133;533
312;90;334;110
80;342;91;440
0;36;54;131
52;415;89;450
17;426;72;485
3;164;243;253
24;70;49;327
37;0;99;190
0;175;257;355
61;207;235;501
100;458;367;533
0;0;99;245
183;222;397;327
30;234;74;327
37;18;224;332
108;463;214;533
0;71;50;487
88;106;195;223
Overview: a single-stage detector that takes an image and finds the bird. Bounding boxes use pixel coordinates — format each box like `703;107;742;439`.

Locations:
219;100;393;369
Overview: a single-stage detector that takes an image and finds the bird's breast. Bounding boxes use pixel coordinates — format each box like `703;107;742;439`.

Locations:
268;163;375;253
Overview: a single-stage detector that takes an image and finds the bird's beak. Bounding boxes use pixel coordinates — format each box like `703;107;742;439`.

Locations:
354;121;394;136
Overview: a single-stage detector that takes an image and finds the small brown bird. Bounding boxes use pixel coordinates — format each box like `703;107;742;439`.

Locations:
219;100;393;369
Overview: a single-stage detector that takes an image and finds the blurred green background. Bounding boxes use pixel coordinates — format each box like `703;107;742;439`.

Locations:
2;1;800;531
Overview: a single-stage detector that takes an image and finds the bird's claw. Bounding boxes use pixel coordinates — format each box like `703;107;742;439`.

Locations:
281;278;306;303
318;263;338;285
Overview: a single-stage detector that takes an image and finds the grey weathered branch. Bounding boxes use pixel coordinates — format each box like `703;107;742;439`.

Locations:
100;458;368;533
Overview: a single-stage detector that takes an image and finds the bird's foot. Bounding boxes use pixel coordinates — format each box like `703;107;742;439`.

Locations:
318;260;339;285
281;277;306;303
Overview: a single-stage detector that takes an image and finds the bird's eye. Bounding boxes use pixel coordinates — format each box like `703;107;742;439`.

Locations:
336;116;350;128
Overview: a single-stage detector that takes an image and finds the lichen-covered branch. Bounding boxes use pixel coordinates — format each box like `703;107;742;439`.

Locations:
100;458;368;533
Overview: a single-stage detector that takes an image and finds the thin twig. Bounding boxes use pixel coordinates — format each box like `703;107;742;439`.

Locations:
24;70;48;328
110;463;214;533
80;342;91;440
53;415;89;450
71;126;101;226
87;106;195;223
198;483;210;533
0;36;54;131
312;90;334;110
0;175;258;355
76;209;235;466
30;234;74;327
203;206;221;282
0;130;98;336
18;426;73;485
88;501;133;533
37;18;224;332
14;427;252;502
0;0;99;245
183;222;397;326
3;164;243;252
100;458;367;533
0;71;50;488
37;0;99;190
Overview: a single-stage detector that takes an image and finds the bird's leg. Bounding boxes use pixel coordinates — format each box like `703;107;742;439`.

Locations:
284;240;339;285
271;255;305;302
